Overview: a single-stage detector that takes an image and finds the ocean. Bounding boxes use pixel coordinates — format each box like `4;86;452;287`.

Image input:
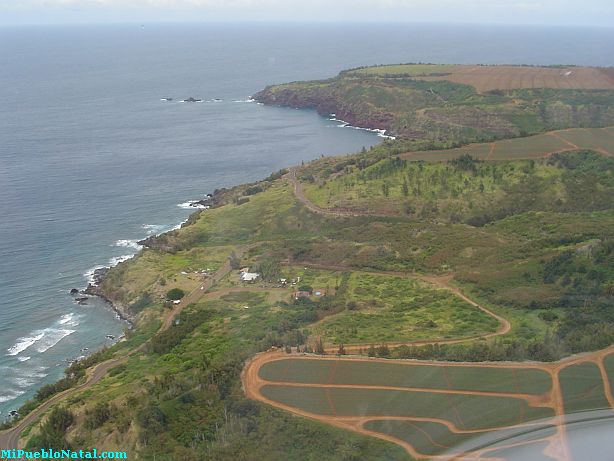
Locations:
0;22;612;416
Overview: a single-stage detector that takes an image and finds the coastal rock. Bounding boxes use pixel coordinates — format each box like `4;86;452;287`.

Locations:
70;288;80;295
252;87;395;136
183;97;203;103
74;297;89;305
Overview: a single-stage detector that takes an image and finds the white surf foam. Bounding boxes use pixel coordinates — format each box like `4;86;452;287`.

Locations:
142;223;166;235
58;313;74;325
33;328;75;354
0;389;25;403
58;313;81;327
7;332;45;356
328;117;396;139
109;254;135;266
114;239;143;250
17;356;31;362
84;265;106;285
171;218;189;232
178;201;207;210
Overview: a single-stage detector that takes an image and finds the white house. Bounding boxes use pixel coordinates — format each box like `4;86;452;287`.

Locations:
241;272;260;282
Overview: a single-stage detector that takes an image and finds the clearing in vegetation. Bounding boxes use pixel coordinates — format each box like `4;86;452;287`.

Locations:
310;272;500;345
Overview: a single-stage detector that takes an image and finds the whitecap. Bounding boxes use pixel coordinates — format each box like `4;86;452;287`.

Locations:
33;328;75;354
109;255;135;266
171;218;189;231
84;265;106;285
0;389;25;403
59;313;81;327
114;239;143;250
58;313;74;325
178;201;207;210
17;356;31;362
142;224;166;235
7;332;45;356
329;117;396;139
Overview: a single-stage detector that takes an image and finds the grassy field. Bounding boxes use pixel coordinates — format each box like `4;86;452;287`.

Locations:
260;384;554;430
310;273;500;344
559;363;612;415
259;358;552;395
413;65;614;92
363;420;556;457
363;420;477;456
345;64;614;92
402;127;613;162
255;65;614;142
345;64;456;77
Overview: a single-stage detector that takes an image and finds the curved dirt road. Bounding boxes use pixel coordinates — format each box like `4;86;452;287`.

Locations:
243;345;614;461
283;261;511;352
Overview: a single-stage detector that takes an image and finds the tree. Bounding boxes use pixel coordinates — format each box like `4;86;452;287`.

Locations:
254;258;281;282
314;337;325;355
228;251;242;270
381;182;390;197
367;345;376;357
166;288;185;301
377;344;391;357
402;180;409;196
337;344;346;355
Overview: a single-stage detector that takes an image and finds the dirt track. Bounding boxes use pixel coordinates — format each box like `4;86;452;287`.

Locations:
243;339;614;461
282;262;511;353
0;245;253;451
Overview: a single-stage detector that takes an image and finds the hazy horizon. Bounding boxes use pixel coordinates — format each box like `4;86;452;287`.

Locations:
1;0;612;27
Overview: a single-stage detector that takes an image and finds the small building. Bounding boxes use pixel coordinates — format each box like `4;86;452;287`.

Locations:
279;278;287;285
294;291;311;299
241;272;260;282
173;299;181;305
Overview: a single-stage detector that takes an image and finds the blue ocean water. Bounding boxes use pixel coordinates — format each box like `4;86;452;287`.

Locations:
0;23;612;415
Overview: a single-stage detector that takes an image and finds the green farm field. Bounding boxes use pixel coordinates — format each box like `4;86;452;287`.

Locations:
258;358;552;395
310;273;500;344
259;384;553;430
362;420;557;457
401;126;614;162
559;362;612;415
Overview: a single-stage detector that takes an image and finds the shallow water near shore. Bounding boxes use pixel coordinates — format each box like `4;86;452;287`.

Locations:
0;22;613;416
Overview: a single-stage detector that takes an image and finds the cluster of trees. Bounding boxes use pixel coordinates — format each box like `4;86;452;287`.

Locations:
26;407;73;450
166;288;185;301
390;333;564;362
150;308;213;355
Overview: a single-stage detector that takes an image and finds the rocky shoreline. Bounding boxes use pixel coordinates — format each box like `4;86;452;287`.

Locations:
252;87;396;137
78;267;134;328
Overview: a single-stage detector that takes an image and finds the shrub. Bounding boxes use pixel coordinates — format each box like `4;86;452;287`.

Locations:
166;288;185;301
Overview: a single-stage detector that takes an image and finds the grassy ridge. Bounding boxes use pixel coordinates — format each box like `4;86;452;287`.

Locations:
255;66;614;142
